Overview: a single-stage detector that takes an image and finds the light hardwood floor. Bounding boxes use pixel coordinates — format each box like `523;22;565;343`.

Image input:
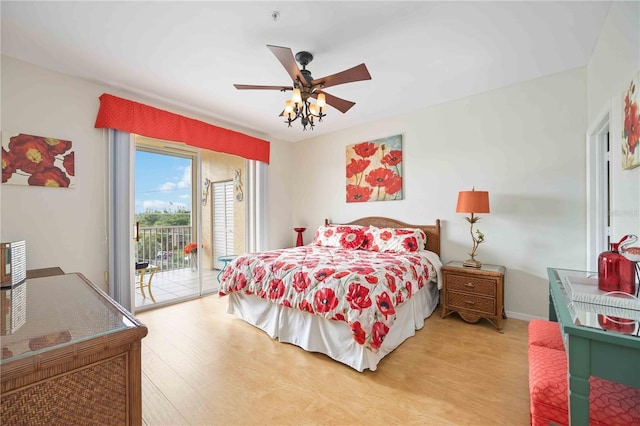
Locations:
138;295;531;425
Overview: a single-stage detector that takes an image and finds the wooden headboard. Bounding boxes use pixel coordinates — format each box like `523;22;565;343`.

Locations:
325;217;441;256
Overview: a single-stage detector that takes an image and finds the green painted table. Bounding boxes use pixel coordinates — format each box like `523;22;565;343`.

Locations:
547;267;640;425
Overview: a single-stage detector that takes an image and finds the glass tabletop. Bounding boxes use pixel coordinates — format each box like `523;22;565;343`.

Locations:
550;268;640;338
1;273;137;363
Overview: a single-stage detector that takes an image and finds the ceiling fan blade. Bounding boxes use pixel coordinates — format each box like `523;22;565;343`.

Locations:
267;45;306;84
234;84;293;91
311;63;371;89
313;91;356;114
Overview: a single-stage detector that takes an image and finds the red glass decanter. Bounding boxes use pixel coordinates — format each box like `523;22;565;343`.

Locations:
598;239;636;294
597;314;637;334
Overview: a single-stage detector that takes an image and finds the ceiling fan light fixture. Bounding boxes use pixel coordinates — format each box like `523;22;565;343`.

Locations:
317;93;326;109
291;88;302;105
284;100;294;115
233;45;371;131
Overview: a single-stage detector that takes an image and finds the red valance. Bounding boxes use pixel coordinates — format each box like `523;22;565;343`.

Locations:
94;93;270;164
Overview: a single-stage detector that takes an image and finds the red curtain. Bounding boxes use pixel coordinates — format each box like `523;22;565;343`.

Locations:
94;93;270;164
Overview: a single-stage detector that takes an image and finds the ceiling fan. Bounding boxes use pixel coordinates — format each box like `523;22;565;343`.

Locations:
234;45;372;130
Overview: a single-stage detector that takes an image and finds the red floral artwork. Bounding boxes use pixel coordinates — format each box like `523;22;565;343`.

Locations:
346;158;370;178
346;184;373;203
365;167;395;187
622;74;640;169
2;132;75;187
384;174;402;195
63;152;75;176
346;135;402;202
27;167;70;187
353;142;379;158
381;150;402;166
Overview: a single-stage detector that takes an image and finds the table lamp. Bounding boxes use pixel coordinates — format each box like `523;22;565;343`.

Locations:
456;188;490;268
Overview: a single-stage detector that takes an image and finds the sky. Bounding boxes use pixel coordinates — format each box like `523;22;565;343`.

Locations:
135;150;192;214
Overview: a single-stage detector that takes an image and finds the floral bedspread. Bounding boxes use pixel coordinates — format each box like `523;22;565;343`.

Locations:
218;246;437;352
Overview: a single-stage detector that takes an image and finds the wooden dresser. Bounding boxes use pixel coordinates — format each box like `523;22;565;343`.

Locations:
441;261;506;332
1;273;148;425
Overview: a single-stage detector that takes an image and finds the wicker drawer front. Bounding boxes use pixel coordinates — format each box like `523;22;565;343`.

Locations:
445;273;496;297
1;355;127;426
446;291;496;315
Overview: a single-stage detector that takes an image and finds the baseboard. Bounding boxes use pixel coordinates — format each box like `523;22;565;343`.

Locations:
505;310;546;322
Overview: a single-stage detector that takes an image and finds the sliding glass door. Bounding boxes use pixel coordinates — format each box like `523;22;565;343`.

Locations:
107;131;262;313
134;139;200;309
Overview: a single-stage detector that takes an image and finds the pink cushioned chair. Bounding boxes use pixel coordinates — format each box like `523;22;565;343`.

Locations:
528;319;640;426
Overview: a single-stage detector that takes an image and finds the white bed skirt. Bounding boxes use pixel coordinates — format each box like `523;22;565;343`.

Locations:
225;282;439;372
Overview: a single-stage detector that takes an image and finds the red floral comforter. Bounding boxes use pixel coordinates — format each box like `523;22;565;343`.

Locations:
218;246;437;352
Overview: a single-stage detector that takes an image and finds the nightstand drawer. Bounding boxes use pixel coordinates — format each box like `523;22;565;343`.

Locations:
444;273;496;297
446;291;496;315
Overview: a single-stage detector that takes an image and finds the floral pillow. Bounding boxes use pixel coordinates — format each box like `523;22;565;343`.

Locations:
362;226;426;253
313;225;366;249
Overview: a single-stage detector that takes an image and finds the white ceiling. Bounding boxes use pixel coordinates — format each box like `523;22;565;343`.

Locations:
1;1;611;143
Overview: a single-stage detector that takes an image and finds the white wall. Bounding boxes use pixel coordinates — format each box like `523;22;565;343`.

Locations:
265;136;293;249
291;68;588;320
2;56;109;287
0;55;293;290
587;1;640;241
288;3;640;320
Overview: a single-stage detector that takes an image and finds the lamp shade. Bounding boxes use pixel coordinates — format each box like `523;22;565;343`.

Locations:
456;190;490;214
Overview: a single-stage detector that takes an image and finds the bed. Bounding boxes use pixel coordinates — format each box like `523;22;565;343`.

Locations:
218;217;442;372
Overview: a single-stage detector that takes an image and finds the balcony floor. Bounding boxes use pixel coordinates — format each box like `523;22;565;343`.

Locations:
135;267;221;310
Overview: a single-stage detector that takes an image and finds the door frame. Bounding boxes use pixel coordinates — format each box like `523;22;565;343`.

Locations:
586;103;611;271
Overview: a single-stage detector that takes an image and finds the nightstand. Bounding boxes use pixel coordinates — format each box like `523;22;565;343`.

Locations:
441;261;506;332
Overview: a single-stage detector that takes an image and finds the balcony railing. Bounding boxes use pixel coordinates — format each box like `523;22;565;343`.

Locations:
136;225;195;272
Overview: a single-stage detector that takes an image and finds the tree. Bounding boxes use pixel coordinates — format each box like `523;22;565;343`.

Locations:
136;208;191;227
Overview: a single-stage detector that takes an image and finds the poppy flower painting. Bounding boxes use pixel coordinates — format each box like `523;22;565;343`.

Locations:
346;134;402;202
622;72;640;170
2;132;75;187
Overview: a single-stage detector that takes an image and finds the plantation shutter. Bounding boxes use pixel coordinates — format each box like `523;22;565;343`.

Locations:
213;181;234;269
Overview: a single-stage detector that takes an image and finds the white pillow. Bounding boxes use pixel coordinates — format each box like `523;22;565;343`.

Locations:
312;225;366;249
362;226;426;253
